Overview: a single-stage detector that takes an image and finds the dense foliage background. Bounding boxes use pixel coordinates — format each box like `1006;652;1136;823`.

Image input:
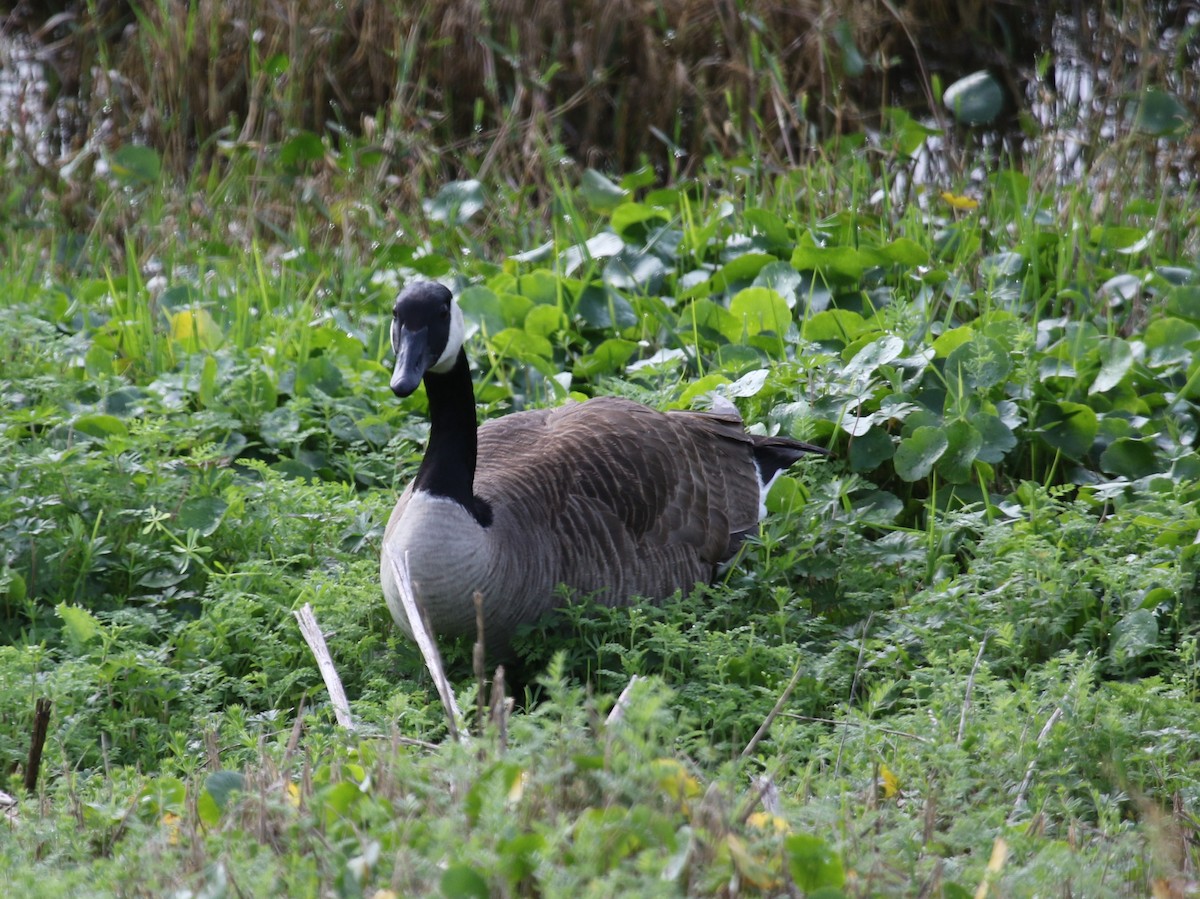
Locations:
1;1;1199;895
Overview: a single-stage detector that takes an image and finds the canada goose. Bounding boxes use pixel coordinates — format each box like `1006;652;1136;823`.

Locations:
380;281;826;656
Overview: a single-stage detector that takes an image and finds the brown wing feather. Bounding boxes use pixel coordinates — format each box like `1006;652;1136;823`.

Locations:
472;396;766;602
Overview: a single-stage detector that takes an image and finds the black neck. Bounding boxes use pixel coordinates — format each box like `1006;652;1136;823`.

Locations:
413;350;491;525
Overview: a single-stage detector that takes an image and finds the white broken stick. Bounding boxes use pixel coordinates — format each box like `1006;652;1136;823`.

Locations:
294;603;355;730
384;549;468;741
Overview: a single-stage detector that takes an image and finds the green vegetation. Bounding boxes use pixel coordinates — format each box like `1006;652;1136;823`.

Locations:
3;2;1200;895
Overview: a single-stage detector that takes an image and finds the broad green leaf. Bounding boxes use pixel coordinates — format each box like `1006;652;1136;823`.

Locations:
512;270;560;304
753;262;804;307
57;603;102;649
579;169;627;211
295;356;344;398
725;287;791;342
883;107;941;156
714;252;778;289
878;237;930;266
278;131;324;169
111;144;161;185
73;413;129;441
943;70;1006;125
573;338;638;378
1132;87;1190;136
1100;437;1159;479
979;251;1025;281
1037;401;1098;459
931;325;974;357
204;771;245;811
524;304;568;337
832;19;865;76
1089;338;1134;394
1110;609;1159;663
678;298;738;342
577;285;638;330
610;202;670;240
801;309;867;346
1166;285;1200;322
848;427;894;472
458;286;506;336
791;243;874;280
945;335;1011;390
744;208;791;249
490;328;553;361
674;373;731;408
178;497;229;537
728;368;768;397
786;833;845;891
1090;225;1150;254
938;420;983;483
603;248;667;291
970;412;1017;463
894;426;949;481
423;179;485;225
1144;317;1200;368
843;335;905;382
170;307;223;352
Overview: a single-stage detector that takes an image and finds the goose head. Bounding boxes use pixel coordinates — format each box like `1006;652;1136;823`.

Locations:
390;282;466;397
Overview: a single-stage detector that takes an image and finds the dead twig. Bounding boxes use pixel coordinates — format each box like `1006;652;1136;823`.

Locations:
24;697;51;794
293;604;355;730
741;659;805;760
958;635;989;746
384;549;467;741
1007;706;1064;825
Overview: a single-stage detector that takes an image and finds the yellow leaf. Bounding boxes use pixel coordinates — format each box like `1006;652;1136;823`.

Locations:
747;812;790;834
941;191;979;210
651;758;701;802
879;763;900;799
507;769;527;803
169;308;223;352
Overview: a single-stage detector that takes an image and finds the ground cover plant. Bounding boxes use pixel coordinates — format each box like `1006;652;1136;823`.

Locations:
3;3;1200;896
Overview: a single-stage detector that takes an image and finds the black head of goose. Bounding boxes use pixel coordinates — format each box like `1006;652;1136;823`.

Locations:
380;280;828;656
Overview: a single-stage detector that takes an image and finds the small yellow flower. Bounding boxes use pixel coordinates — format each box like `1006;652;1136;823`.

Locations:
747;811;790;834
940;191;979;210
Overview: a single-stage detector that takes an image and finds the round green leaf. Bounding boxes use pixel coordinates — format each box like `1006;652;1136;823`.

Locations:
943;70;1006;125
111;144;162;185
724;287;792;342
937;420;983;483
441;865;490;899
278;131;324;170
970;412;1017;463
1144;317;1199;369
1100;437;1159;479
786;833;845;891
1036;401;1098;459
73;413;129;441
1110;609;1160;664
945;335;1011;390
178;497;229;537
894;425;949;481
849;427;895;472
579;169;627;211
1132;88;1190;136
423;179;485;225
1089;338;1134;394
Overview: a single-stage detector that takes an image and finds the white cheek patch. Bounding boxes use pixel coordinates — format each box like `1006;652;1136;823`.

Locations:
429;300;465;373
